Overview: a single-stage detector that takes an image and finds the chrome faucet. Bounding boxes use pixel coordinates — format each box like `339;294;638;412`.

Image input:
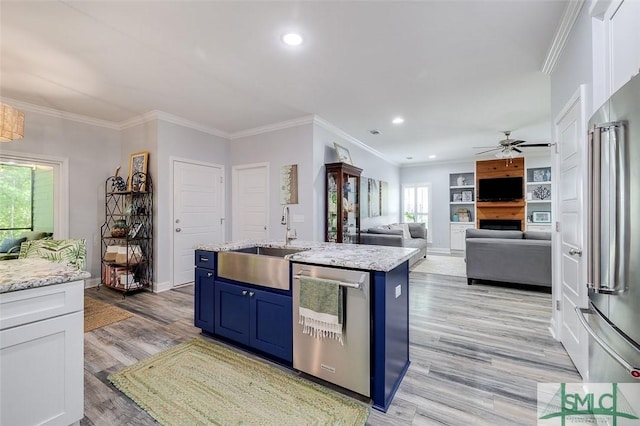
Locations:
281;205;297;245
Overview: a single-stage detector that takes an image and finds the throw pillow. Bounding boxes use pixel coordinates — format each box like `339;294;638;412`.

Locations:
390;223;411;239
20;231;52;241
0;237;27;253
18;239;87;269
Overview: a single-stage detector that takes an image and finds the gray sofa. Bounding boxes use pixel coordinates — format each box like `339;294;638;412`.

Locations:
360;222;427;267
465;229;551;287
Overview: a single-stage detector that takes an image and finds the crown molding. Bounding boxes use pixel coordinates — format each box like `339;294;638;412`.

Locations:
120;110;229;138
312;115;399;167
0;97;122;130
228;115;315;140
541;0;585;76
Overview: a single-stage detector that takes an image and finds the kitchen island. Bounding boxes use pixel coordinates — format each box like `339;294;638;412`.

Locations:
0;258;90;426
195;240;416;412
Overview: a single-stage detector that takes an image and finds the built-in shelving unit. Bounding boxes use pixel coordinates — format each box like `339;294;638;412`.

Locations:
526;166;552;232
449;172;475;250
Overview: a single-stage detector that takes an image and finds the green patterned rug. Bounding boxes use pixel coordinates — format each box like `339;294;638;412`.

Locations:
108;338;369;425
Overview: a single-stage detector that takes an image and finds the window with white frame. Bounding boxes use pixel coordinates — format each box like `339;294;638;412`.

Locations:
402;183;431;242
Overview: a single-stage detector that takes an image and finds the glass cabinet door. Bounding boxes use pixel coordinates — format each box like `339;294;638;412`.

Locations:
325;162;362;243
327;171;339;242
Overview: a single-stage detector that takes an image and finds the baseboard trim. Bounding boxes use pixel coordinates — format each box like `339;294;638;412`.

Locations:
154;281;171;293
84;277;100;288
428;247;451;255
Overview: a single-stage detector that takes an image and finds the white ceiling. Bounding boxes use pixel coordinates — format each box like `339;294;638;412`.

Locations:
0;1;568;165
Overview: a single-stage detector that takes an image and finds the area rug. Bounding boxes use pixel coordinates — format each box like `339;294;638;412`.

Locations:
412;255;467;277
84;295;133;332
108;338;369;426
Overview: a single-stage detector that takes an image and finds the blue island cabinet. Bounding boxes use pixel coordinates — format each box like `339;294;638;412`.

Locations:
215;280;293;363
371;261;411;412
194;250;215;334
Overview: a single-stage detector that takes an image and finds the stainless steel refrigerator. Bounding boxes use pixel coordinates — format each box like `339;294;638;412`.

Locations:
577;72;640;382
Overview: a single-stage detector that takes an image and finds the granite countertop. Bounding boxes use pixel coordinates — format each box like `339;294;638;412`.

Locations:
0;258;91;294
197;240;418;272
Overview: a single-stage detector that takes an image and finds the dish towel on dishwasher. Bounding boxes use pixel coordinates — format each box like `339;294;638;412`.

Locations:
299;276;344;345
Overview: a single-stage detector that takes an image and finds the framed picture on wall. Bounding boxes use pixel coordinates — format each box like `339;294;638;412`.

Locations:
532;211;551;223
333;142;353;165
128;151;149;191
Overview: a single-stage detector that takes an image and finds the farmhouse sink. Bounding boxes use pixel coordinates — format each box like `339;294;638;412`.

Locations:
217;246;307;290
229;246;305;258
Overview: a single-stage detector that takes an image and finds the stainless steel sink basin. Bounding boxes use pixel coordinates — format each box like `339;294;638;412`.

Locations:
217;246;307;290
230;246;305;258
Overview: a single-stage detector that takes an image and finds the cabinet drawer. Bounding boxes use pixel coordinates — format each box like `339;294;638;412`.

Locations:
0;280;84;331
195;250;215;270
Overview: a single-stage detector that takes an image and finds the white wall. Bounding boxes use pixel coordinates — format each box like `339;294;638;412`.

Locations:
155;120;229;289
551;5;593;121
1;111;121;282
230;123;315;241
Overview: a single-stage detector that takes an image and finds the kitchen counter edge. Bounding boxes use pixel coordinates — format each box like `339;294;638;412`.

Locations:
196;240;417;272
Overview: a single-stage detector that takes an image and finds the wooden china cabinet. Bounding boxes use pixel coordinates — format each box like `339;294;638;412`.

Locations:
325;162;362;243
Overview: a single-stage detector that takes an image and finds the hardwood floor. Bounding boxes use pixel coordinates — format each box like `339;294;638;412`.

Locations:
81;269;580;425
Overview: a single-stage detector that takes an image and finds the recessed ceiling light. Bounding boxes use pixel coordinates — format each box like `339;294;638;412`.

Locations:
282;33;303;46
428;155;437;159
369;129;381;135
392;117;404;124
406;156;413;160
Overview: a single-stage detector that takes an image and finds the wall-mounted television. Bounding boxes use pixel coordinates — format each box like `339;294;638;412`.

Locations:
478;176;523;201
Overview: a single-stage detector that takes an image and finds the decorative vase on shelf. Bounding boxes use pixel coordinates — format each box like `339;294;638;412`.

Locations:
111;219;129;238
457;175;466;186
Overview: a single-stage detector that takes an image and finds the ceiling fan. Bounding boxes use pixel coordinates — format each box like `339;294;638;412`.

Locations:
474;131;553;156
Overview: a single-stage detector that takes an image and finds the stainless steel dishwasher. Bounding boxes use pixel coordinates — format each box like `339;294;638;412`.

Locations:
292;263;370;397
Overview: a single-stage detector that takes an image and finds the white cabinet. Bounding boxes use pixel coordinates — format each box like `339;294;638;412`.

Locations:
0;280;84;426
450;223;475;251
526;166;552;232
449;172;475;249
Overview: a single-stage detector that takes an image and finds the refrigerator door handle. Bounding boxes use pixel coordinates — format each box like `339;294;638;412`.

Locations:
613;121;628;293
587;126;601;291
575;306;640;379
588;121;625;295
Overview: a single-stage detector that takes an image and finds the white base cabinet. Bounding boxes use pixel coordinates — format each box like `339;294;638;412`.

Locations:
0;280;84;426
450;223;475;251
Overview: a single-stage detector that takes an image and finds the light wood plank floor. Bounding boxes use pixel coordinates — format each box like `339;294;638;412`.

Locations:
81;268;580;425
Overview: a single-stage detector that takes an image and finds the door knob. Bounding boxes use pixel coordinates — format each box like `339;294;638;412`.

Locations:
569;248;582;256
175;228;181;232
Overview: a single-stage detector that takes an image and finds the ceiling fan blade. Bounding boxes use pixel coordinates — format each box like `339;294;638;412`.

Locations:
473;145;498;149
511;140;526;146
475;148;500;155
519;143;553;147
513;147;523;153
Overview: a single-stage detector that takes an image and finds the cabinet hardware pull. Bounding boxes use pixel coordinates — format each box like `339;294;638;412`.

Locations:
200;257;209;262
242;290;248;296
207;272;213;277
249;291;254;297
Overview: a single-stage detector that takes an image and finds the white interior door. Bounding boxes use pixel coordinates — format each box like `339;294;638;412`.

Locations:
172;159;224;287
232;163;268;240
555;86;589;378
